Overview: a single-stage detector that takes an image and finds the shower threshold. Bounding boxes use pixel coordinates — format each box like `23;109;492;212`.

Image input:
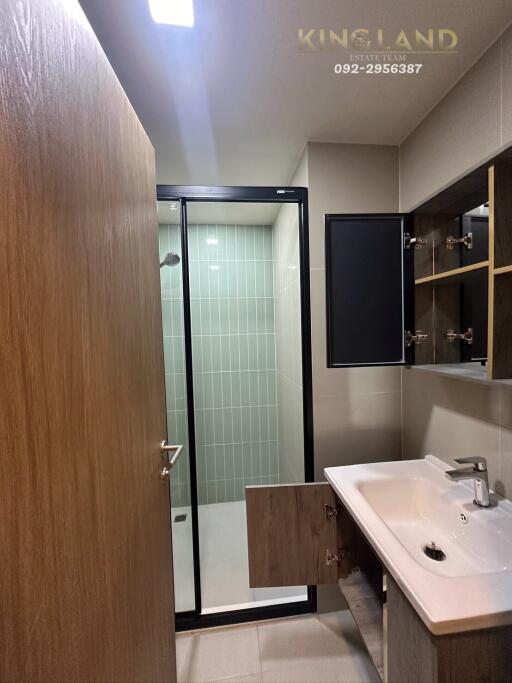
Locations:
172;500;307;614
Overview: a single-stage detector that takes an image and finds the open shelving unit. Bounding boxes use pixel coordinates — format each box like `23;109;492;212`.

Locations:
338;570;384;680
414;260;488;285
410;152;512;381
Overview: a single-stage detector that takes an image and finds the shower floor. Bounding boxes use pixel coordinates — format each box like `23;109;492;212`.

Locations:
172;500;307;614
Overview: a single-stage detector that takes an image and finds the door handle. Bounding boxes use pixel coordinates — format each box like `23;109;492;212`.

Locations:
160;441;184;481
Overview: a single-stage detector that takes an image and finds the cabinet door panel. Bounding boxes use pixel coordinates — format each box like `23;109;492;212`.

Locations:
325;214;413;367
246;483;339;587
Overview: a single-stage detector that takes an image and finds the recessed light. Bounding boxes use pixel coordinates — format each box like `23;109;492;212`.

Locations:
210;265;220;271
148;0;194;27
206;238;219;245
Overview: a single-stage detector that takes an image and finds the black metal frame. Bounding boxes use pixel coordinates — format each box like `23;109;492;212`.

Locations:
325;213;415;368
157;185;315;631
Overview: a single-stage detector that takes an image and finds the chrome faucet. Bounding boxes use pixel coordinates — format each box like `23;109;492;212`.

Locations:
445;456;491;508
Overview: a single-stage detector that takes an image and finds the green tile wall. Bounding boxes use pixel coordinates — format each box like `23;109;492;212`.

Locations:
160;223;279;506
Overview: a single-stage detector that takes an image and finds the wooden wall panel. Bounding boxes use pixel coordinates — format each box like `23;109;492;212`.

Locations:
0;1;175;680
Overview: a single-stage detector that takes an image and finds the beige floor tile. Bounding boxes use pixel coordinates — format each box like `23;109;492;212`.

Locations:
261;660;338;683
257;613;358;673
177;625;262;683
178;612;379;683
331;654;381;683
211;674;263;683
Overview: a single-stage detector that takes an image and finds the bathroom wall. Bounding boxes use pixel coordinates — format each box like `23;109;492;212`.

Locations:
272;153;307;484
402;370;512;499
305;142;402;480
160;222;280;507
398;25;512;498
291;142;401;612
400;25;512;212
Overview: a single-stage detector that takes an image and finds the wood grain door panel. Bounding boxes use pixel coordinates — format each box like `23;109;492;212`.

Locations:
0;1;175;680
246;483;339;587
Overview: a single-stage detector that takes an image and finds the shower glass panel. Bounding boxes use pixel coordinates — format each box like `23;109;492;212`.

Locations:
158;200;195;613
186;201;307;613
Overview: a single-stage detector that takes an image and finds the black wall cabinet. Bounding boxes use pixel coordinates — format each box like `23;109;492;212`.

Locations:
325;214;413;368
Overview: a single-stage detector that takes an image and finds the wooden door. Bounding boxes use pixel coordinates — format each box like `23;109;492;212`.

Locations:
0;1;175;681
246;483;352;587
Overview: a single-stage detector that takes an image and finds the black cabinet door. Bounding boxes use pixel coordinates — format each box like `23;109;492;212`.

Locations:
325;214;413;367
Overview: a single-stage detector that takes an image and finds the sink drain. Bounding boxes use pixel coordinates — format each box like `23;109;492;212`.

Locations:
423;541;446;561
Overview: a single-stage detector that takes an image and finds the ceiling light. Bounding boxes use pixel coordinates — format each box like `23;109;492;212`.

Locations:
206;238;218;245
210;265;220;271
148;0;194;27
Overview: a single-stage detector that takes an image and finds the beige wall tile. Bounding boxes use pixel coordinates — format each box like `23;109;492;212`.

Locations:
303;144;401;509
498;427;512;499
402;370;501;493
402;369;501;424
313;392;402;478
400;41;502;212
307;142;399;269
499;386;512;430
501;25;512;147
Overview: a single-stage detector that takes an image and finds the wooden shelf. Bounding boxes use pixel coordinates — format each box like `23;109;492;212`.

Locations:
494;264;512;276
415;260;489;285
339;571;384;681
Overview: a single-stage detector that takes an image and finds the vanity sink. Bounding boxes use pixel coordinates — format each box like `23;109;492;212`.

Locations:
358;475;512;577
325;456;512;634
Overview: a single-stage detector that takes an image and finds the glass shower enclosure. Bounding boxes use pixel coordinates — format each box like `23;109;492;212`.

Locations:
157;187;313;629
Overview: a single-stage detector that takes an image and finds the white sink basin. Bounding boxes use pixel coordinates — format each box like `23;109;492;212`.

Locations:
358;475;512;578
325;456;512;634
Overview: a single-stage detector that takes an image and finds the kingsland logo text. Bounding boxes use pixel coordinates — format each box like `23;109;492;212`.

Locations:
298;29;458;52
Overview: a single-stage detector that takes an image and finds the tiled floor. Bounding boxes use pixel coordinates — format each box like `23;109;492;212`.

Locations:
176;611;381;683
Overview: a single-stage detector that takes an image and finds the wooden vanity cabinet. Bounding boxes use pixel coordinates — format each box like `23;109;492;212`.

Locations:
247;482;385;679
387;575;512;683
246;483;512;683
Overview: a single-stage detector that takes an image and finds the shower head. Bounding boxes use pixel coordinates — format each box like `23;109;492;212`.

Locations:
160;251;180;268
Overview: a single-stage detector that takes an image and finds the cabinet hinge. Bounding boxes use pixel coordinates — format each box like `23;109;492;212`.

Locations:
325;547;350;567
404;233;428;250
324;503;339;520
445;232;473;251
446;327;473;345
405;329;429;347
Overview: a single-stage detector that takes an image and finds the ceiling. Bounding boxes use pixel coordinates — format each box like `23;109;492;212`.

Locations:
81;0;512;188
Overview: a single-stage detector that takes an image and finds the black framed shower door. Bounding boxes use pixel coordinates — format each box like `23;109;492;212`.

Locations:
157;185;315;631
